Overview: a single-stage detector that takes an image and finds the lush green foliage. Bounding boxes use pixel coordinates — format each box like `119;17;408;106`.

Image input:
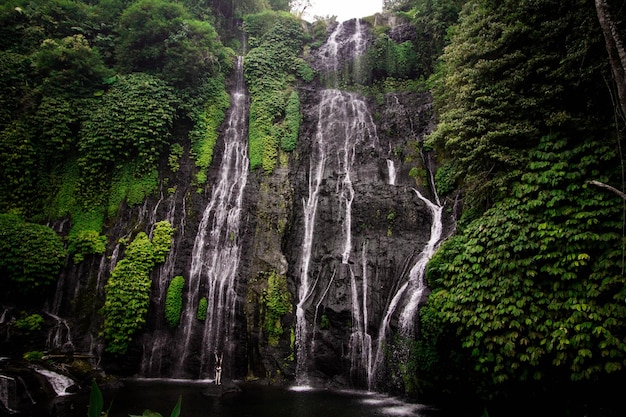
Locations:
188;77;230;184
197;297;208;321
108;162;160;218
78;73;177;203
0;214;66;295
389;0;465;76
101;221;173;354
427;0;612;212
244;11;309;171
116;0;226;90
165;276;185;328
261;272;292;346
14;313;44;331
422;136;625;391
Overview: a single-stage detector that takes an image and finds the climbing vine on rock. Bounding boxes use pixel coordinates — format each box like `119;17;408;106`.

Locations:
422;136;626;390
78;73;177;205
244;11;309;172
101;221;174;355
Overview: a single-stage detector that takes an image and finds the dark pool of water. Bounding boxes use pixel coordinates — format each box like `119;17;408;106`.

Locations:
42;379;449;417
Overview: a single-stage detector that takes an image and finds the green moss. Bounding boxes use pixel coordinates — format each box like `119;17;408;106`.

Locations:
261;272;292;346
0;214;66;294
197;297;208;321
108;161;159;218
101;221;174;355
14;313;44;331
244;12;307;172
189;78;230;184
165;276;185;328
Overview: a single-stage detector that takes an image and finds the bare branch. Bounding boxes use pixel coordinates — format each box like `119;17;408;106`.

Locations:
587;180;626;201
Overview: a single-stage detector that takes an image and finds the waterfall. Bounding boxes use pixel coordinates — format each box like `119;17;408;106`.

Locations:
45;313;74;353
371;188;444;387
0;375;16;412
296;16;377;386
386;159;397;185
398;190;443;335
174;56;249;378
139;190;185;377
295;88;379;384
34;368;75;396
350;242;373;388
315;19;369;86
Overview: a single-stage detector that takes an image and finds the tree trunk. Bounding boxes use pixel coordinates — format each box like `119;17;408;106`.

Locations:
595;0;626;119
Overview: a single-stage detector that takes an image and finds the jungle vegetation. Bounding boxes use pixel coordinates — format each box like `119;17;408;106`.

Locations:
0;0;625;414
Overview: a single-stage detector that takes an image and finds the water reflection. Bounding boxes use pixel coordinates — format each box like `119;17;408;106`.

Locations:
45;380;445;417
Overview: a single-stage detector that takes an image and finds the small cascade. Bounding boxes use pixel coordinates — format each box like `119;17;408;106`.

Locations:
140;190;185;377
45;313;74;353
174;56;249;378
315;19;369;86
398;190;443;335
34;369;75;396
349;242;373;388
371;188;444;387
386;159;397;186
0;375;16;412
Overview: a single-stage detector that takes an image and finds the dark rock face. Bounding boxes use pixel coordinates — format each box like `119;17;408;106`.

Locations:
22;18;450;396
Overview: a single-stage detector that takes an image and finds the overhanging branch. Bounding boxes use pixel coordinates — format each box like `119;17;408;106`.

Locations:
587;180;626;201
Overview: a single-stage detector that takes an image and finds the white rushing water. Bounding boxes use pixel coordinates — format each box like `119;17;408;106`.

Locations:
0;375;16;412
175;56;249;378
295;88;379;384
371;188;443;387
386;159;397;185
140;190;185;377
35;368;75;396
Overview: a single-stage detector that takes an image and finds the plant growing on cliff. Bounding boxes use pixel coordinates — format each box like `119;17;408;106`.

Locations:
0;214;66;298
244;11;309;172
261;272;292;346
189;77;230;184
421;135;625;391
197;297;208;320
78;73;176;205
165;276;185;328
101;221;174;354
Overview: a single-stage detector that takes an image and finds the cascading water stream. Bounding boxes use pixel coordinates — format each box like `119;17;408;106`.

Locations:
386;159;397;186
34;368;75;396
371;188;443;387
174;56;249;378
398;190;443;335
139;190;185;377
296;18;378;386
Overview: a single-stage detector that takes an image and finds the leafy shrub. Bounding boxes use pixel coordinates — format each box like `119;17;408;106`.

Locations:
78;73;176;204
197;297;208;321
422;136;625;388
101;221;173;354
107;161;159;218
189;77;230;184
15;314;44;331
244;11;308;172
0;214;66;295
165;276;185;328
70;229;107;264
23;351;45;362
